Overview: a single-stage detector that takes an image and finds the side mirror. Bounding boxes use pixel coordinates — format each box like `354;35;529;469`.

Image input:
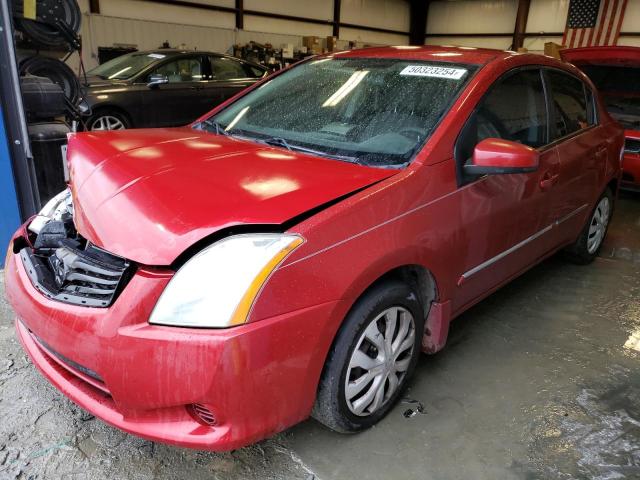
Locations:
463;138;539;176
147;74;169;88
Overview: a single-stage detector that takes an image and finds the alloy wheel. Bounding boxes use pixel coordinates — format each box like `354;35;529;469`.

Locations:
90;115;126;131
345;306;416;417
587;196;610;254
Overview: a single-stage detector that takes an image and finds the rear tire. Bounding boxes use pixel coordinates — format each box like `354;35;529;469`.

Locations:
312;280;424;433
565;188;613;264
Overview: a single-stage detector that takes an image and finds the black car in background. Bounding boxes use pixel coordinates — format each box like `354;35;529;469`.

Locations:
81;50;267;130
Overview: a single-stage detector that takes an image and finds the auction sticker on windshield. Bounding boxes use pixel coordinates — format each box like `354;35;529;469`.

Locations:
400;65;467;79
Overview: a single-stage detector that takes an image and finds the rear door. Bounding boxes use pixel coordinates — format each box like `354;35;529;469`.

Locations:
453;67;561;310
544;69;603;244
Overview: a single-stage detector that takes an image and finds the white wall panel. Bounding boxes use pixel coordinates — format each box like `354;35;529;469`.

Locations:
81;14;236;69
526;0;569;34
98;0;234;29
244;0;332;21
339;27;407;45
425;36;511;50
243;15;333;38
341;0;409;32
618;36;640;47
621;1;640;34
427;1;518;34
235;29;306;49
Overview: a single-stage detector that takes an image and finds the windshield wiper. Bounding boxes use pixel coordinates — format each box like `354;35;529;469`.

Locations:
262;137;361;164
198;119;230;136
263;136;292;150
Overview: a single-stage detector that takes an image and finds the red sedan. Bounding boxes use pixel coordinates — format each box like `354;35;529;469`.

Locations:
4;46;623;451
561;46;640;190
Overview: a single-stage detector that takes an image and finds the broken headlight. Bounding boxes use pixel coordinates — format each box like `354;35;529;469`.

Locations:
29;188;73;234
149;233;303;328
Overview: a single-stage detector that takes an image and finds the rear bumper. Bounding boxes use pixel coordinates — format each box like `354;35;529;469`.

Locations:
5;234;338;451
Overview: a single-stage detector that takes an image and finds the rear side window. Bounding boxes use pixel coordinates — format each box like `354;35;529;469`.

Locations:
547;70;591;139
210;57;263;80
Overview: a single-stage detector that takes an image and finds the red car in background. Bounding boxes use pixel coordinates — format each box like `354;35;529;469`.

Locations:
562;46;640;190
4;46;623;451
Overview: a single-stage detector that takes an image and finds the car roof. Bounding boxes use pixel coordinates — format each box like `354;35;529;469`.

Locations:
134;49;267;69
330;45;510;65
560;46;640;66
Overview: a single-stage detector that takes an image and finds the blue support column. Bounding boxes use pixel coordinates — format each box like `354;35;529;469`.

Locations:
0;108;22;254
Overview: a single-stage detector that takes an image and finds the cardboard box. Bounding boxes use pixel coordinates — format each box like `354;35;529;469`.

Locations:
544;42;564;60
516;47;528;53
326;36;338;52
282;43;294;58
303;36;320;54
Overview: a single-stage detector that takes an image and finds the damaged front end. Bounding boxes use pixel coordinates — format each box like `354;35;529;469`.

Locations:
16;189;132;308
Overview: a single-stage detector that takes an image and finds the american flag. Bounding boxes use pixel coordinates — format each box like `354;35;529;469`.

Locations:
562;0;628;48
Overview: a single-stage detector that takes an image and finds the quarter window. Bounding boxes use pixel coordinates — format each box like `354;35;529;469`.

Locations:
547;70;590;138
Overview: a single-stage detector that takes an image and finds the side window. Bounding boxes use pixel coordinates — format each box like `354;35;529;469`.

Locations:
456;69;548;169
210;57;250;80
247;65;266;78
151;57;203;83
585;86;598;126
547;70;590;138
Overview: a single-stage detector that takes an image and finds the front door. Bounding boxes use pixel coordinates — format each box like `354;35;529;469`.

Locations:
452;68;561;311
140;55;211;127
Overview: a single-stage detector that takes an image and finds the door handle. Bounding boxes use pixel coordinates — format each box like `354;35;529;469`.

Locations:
540;173;559;190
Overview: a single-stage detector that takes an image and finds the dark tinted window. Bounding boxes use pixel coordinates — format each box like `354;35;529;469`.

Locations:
151;57;203;83
547;70;590;138
457;69;548;166
210;57;251;80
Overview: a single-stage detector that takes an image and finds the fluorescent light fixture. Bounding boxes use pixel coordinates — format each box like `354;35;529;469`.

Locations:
322;70;369;107
108;66;132;79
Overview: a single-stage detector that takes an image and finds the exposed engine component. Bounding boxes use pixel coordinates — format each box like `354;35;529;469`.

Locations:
20;192;133;308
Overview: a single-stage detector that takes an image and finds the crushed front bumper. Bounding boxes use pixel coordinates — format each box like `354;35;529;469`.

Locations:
5;235;337;451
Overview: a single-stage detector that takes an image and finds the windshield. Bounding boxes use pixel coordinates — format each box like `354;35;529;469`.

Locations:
581;64;640;130
88;52;168;80
202;57;475;167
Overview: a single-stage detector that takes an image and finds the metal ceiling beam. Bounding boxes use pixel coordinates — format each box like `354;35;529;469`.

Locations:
89;0;100;14
333;0;340;37
235;0;243;30
512;0;531;50
409;0;429;45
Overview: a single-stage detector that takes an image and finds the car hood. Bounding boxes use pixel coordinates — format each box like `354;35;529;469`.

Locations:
67;128;396;265
80;76;129;89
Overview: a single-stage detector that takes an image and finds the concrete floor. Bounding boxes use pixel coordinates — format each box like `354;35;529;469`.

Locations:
1;192;639;480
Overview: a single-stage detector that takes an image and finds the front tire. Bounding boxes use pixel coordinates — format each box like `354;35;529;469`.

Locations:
312;281;424;433
88;109;131;131
565;188;613;264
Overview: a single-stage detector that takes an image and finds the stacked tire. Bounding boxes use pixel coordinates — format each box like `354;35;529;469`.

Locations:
13;0;82;206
